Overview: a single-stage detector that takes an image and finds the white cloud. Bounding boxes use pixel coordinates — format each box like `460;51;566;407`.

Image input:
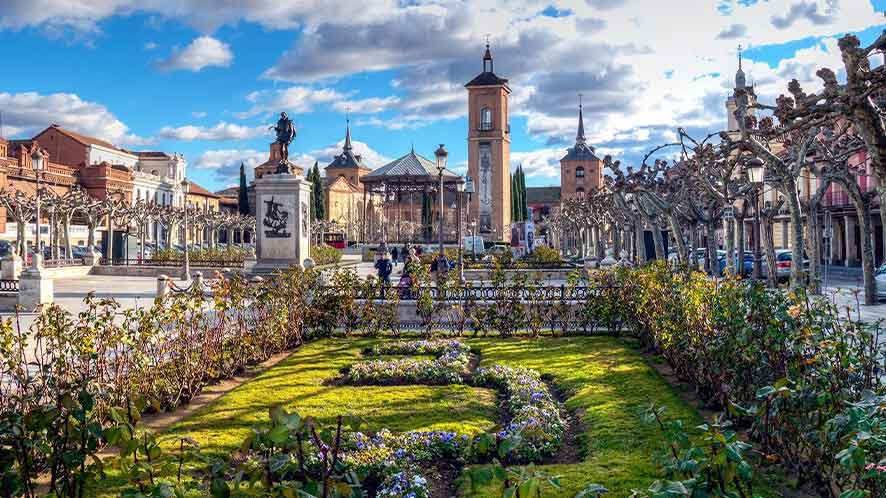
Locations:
193;148;266;182
236;86;347;118
191;111;207;118
293;139;392;170
511;148;564;179
159;121;267;141
332;96;401;114
144;41;158;50
155;36;233;72
0;91;151;146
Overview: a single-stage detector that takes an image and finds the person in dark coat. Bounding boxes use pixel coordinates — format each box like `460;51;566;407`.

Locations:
391;246;399;265
375;252;393;286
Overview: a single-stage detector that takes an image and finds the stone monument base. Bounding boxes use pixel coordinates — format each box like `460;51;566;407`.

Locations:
254;171;311;271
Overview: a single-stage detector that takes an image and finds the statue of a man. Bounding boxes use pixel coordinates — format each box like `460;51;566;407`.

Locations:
270;112;296;163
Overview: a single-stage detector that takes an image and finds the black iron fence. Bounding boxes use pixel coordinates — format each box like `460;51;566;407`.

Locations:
462;261;580;270
100;258;243;268
43;258;86;268
315;284;613;301
0;280;19;293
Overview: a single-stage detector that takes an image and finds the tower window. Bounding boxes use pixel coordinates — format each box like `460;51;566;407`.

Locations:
576;187;585;194
575;167;585;178
480;107;493;131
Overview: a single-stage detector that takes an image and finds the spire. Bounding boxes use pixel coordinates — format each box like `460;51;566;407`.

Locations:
344;118;352;151
576;94;586;145
483;37;493;73
735;43;746;89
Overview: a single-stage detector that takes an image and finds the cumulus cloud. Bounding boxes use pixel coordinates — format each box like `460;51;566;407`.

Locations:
716;24;747;40
193;148;265;182
155;36;233;72
771;1;837;29
236;86;347;118
0;91;151;146
332;96;401;114
293;139;392;170
511;148;564;179
159;121;268;141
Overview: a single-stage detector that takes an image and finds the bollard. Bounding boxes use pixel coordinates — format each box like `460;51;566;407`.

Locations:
157;275;170;298
193;271;204;291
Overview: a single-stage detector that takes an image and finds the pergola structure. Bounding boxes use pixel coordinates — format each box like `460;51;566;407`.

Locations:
359;149;464;244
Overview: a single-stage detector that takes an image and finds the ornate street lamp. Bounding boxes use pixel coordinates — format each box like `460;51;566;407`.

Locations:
746;157;764;280
31;147;45;268
181;179;191;281
434;144;448;256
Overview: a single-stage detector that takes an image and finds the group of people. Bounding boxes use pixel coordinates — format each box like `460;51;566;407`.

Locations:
373;243;451;289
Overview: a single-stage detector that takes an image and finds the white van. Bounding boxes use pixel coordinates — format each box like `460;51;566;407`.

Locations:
463;236;485;258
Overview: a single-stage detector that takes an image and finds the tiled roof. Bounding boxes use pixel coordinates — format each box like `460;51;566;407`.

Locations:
525;186;561;204
186;180;220;198
215;186;241;197
561;142;599;162
44;124;129;153
465;72;509;87
137;151;171;158
362;149;461;181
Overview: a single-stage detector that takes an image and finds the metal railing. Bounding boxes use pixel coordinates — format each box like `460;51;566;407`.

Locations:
100;258;243;268
43;258;87;268
463;261;580;270
0;280;19;293
315;284;619;301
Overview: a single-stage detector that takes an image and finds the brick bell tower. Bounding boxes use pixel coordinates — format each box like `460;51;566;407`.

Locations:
466;43;511;241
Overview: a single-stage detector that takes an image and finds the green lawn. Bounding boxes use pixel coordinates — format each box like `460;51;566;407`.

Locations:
97;336;778;497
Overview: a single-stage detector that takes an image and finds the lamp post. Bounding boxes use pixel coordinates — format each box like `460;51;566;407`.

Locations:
181;180;191;281
746;158;764;280
434;144;448;256
31;148;45;268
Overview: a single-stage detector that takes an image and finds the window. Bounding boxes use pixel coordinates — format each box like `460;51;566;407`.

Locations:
480;107;493;131
575;167;585;178
575;187;585;194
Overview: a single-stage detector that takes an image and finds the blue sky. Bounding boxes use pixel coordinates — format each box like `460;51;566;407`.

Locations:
0;0;883;191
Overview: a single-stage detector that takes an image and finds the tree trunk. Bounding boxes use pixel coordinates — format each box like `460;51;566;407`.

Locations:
667;212;687;265
805;205;822;294
63;217;72;260
782;177;806;290
724;217;735;275
735;215;746;276
762;214;778;288
706;221;717;276
635;222;646;264
690;224;700;270
843;181;877;305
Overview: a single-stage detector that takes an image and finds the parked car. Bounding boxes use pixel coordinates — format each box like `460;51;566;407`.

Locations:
875;264;886;300
0;240;10;258
761;249;810;281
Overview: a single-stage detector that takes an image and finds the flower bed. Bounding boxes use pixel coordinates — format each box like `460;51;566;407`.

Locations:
346;339;566;466
346;339;471;385
474;364;566;462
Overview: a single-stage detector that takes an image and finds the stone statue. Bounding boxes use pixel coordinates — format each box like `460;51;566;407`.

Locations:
270;112;296;173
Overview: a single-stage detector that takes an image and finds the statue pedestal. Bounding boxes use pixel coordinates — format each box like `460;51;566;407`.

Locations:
18;265;53;310
253;172;311;273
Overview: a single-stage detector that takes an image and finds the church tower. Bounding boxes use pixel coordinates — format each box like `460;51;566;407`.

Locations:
725;45;756;135
466;43;511;240
560;97;602;199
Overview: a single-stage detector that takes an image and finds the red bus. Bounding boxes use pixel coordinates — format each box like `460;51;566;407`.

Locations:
323;232;346;249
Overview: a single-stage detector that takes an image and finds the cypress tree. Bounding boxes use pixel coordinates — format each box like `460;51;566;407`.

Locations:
237;162;250;215
510;172;518;221
421;191;432;241
307;167;316;221
518;165;528;221
312;162;325;221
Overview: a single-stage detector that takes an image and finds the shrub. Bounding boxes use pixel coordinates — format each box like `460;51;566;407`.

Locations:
527;245;561;264
312;244;343;265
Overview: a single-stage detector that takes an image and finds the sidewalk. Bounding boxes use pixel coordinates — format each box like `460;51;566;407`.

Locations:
819;286;886;323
